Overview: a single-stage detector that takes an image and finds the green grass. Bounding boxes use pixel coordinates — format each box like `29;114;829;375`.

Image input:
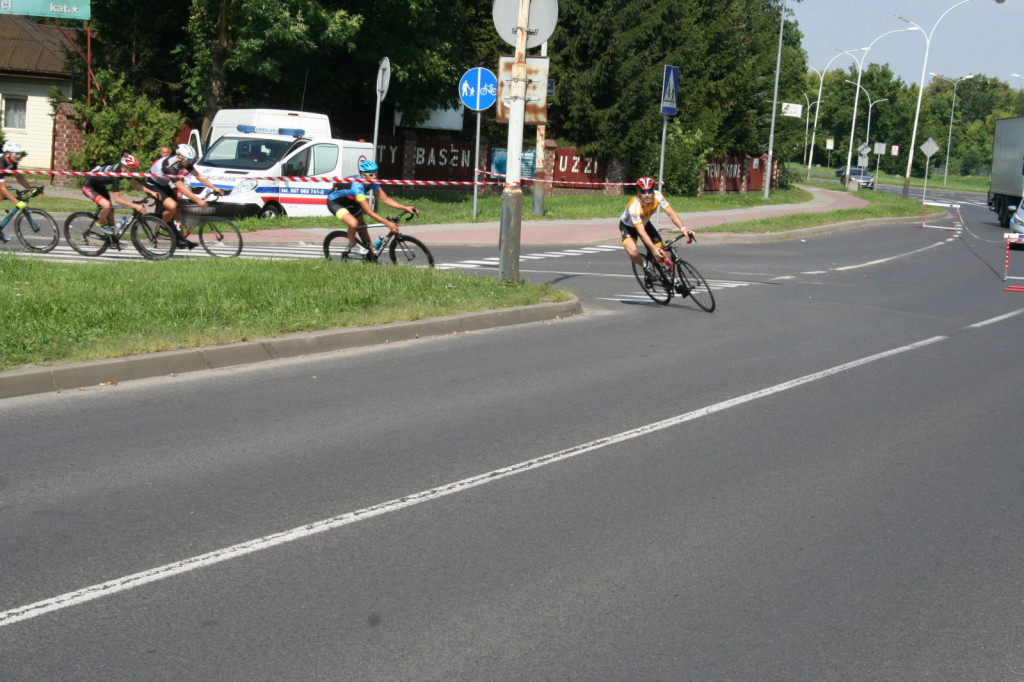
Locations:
0;176;934;373
794;164;991;194
0;256;570;371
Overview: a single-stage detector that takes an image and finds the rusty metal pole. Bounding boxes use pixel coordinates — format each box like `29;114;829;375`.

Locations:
498;0;530;283
532;41;548;217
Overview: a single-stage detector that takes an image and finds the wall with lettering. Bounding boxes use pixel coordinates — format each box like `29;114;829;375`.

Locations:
552;147;603;189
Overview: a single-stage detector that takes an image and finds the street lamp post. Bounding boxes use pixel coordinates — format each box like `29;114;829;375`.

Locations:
845;80;888;151
806;53;855;181
839;28;913;190
764;0;786;199
930;72;974;186
802;93;822;167
898;0;1006;199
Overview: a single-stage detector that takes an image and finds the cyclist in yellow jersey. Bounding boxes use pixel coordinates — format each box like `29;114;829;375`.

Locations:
618;176;693;270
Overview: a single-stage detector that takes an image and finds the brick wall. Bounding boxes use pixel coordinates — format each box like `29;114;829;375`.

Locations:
50;102;83;188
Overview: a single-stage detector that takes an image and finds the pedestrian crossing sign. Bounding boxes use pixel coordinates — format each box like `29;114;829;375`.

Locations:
661;65;679;116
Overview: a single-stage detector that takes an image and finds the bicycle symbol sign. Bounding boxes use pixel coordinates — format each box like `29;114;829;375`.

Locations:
459;67;498;112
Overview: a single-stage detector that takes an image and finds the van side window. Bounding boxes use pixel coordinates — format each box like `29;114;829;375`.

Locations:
311;144;340;175
282;148;311;176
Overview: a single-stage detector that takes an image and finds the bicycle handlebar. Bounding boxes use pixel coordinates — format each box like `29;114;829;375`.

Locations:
664;232;696;247
384;210;417;223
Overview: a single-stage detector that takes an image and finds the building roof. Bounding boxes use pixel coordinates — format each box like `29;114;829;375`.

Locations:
0;14;72;78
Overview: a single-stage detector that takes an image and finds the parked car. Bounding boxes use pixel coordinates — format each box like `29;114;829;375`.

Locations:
836;166;875;189
1009;201;1024;235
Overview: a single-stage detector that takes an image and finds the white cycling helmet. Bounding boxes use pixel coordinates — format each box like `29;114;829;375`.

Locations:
175;143;197;162
3;140;24;155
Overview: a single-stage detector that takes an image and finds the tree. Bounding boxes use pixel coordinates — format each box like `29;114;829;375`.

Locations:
64;70;183;169
176;0;362;136
548;0;805;191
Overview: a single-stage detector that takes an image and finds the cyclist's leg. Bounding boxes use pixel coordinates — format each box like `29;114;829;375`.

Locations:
619;221;645;268
644;221;664;252
83;186;114;227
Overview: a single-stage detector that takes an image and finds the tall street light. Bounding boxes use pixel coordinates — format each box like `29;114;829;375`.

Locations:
845;80;888;150
839;28;915;189
930;72;974;186
806;51;856;181
764;0;786;199
897;0;1006;200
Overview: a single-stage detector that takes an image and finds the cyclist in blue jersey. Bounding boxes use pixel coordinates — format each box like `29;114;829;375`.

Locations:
326;160;417;259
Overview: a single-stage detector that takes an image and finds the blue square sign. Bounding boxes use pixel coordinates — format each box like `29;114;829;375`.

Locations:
661;65;679;116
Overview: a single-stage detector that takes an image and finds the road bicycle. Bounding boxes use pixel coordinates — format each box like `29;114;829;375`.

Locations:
0;186;59;252
63;197;176;259
633;233;716;311
323;210;434;267
178;196;243;258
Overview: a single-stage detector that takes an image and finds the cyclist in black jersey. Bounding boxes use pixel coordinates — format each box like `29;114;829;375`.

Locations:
0;140;34;243
81;154;154;233
144;143;224;247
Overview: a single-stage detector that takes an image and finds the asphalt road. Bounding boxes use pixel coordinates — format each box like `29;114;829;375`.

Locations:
3;197;1024;679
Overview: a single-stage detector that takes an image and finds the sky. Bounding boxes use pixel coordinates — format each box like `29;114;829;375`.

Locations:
789;0;1024;87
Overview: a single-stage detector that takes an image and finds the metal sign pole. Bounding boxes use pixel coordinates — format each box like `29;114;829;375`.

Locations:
473;111;481;218
498;0;531;283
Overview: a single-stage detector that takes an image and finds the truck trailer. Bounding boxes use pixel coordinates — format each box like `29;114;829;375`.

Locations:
987;116;1024;228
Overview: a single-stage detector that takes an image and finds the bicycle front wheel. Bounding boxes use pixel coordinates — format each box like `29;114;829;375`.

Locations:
632;257;672;305
388;234;434;267
197;218;243;258
14;208;59;252
323;230;371;262
676;260;716;312
131;215;177;260
63;212;109;257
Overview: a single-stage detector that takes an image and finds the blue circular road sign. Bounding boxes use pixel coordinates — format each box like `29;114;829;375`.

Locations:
459;67;498;112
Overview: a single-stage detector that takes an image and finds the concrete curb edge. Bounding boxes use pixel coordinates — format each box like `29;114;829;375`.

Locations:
1;297;583;400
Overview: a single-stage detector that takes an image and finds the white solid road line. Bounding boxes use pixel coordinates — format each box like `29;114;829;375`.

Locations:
1;335;951;628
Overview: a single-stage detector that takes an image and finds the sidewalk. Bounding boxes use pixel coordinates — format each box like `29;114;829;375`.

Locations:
241;184;872;247
1;185;890;400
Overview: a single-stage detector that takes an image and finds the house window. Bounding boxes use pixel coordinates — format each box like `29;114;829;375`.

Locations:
3;97;27;129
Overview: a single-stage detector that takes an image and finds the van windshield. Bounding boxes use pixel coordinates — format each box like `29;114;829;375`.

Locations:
200;136;307;170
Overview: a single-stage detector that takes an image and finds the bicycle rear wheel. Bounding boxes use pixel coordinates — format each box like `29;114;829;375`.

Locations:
632;256;672;305
323;230;371;262
388;234;434;267
197;218;243;258
63;212;109;257
15;208;59;252
130;215;176;260
676;260;716;312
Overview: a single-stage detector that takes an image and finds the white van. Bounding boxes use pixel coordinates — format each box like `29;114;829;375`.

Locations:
190;108;332;155
189;126;372;218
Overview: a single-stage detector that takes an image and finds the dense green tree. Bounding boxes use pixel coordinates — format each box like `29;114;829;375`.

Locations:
63;70;184;169
549;0;806;191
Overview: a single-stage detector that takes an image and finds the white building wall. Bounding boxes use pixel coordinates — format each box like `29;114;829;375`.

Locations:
0;77;73;171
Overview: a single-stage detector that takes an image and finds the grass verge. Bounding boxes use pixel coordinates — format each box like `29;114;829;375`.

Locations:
0;256;571;372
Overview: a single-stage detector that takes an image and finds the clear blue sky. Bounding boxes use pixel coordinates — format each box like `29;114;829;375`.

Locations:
790;0;1024;87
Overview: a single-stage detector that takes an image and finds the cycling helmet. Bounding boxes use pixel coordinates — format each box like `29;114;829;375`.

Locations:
358;159;379;174
636;176;655;192
3;140;24;155
176;143;197;162
120;153;140;169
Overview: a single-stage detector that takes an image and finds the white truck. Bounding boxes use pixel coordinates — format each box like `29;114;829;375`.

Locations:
186;109;372;218
987;116;1024;228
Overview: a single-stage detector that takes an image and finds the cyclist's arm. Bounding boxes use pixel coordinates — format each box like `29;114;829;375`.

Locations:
356;196;399;232
662;203;693;237
111;188;147;213
376;187;417;215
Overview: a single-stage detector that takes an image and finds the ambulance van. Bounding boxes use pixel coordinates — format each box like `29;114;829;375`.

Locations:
189;124;372;218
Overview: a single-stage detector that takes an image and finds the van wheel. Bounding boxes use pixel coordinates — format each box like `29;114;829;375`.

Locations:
259;203;283;219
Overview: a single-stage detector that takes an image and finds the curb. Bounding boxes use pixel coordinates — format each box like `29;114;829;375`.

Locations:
0;297;582;400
